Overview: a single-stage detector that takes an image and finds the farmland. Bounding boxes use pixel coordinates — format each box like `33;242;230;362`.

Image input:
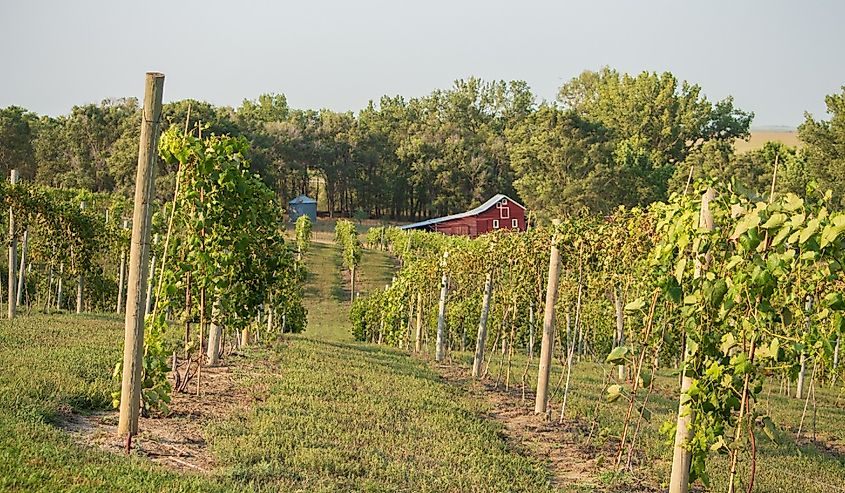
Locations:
2;221;845;492
1;57;844;493
734;130;801;153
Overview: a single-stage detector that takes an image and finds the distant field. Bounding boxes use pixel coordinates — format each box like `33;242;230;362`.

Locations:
735;130;801;153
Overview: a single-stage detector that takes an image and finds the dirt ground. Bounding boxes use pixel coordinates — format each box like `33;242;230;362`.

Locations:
63;352;279;473
434;360;661;492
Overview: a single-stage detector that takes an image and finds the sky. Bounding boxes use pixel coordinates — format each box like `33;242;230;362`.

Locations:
1;0;843;128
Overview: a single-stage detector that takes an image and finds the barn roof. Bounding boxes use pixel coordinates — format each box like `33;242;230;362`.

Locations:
289;194;317;205
400;194;524;231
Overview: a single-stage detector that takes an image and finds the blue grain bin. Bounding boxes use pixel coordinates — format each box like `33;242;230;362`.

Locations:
288;195;317;223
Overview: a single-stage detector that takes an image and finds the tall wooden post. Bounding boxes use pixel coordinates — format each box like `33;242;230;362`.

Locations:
206;298;222;366
614;288;625;381
76;201;86;314
350;265;356;302
16;228;28;307
414;291;423;353
117;72;164;438
535;219;561;414
116;220;128;314
669;188;714;493
528;303;535;359
435;252;449;362
472;271;494;378
8;169;18;319
56;263;64;310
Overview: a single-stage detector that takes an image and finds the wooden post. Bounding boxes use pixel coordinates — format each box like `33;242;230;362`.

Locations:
434;253;449;362
414;291;423;353
350;265;356;302
266;294;274;333
16;228;28;307
614;288;625;381
76;201;86;314
8;169;17;319
117;72;164;438
206;297;222;366
472;271;494;378
56;263;64;310
535;219;561;415
528;302;535;359
669;188;714;493
117;220;128;314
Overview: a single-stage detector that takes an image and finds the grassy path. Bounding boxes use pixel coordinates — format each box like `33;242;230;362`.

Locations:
208;240;555;491
0;240;561;492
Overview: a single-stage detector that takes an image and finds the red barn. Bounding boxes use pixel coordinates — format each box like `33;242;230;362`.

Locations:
401;194;526;237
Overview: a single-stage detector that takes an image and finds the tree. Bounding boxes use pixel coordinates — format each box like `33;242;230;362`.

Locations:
558;68;753;167
0;106;36;179
799;85;845;207
507;104;610;217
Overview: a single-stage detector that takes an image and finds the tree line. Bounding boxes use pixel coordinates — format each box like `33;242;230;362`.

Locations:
1;69;843;219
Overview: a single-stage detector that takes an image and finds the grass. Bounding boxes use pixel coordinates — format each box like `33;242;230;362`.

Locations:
0;240;556;492
0;314;227;492
448;346;845;493
5;237;842;492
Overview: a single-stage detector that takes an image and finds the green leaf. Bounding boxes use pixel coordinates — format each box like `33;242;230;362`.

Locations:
799;218;820;244
606;346;629;365
761;212;787;230
624;298;645;312
606;384;623;403
674;257;687;284
720;333;738;355
825;292;845;311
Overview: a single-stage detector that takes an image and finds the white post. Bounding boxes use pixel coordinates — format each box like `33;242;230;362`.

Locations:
435;252;449;362
76;201;86;314
669;188;714;493
8;169;18;319
472;271;494;377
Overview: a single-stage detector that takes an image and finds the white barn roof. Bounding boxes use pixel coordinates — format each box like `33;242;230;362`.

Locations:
400;194;524;230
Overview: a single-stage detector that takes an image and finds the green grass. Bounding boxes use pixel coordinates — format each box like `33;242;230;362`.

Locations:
450;347;845;493
302;241;394;341
0;315;227;492
0;242;556;492
206;338;552;492
7;238;840;492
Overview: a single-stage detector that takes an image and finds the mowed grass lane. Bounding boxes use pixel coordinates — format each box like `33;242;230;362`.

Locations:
0;239;557;492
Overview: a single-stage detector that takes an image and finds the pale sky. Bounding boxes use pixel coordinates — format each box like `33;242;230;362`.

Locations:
1;0;843;127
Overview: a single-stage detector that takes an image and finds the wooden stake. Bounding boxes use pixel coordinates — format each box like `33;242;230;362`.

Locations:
117;72;164;438
206;297;222;366
472;271;493;378
414;291;423;353
535;219;561;415
16;228;28;307
76;201;86;314
669;188;714;493
8;169;17;319
435;252;449;362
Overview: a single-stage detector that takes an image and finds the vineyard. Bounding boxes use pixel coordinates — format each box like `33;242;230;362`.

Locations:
352;184;845;492
2;68;845;493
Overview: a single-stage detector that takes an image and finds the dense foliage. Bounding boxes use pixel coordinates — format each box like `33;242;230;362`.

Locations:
5;72;835;221
0;180;127;312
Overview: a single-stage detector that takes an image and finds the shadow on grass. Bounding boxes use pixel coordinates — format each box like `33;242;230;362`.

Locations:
289;336;446;386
